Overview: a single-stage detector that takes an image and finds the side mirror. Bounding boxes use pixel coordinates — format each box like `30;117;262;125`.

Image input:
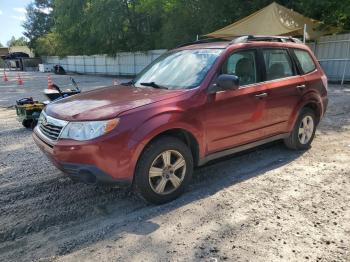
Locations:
209;74;239;93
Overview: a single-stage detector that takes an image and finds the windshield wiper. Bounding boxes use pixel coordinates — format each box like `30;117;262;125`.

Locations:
140;82;168;89
121;80;134;86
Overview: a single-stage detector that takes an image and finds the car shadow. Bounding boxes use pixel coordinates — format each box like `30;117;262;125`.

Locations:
53;141;306;257
1;86;348;261
0;118;309;261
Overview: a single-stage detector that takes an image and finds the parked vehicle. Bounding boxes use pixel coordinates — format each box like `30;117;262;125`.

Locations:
1;52;30;60
1;52;30;70
33;35;328;204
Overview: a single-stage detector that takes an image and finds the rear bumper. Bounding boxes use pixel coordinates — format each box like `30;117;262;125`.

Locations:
32;128;133;186
321;96;328;117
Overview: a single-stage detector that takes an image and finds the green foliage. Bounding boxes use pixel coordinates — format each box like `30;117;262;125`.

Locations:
292;0;350;30
35;32;64;56
7;36;28;47
23;0;53;53
23;0;350;56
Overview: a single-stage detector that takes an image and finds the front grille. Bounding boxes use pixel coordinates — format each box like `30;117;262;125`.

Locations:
39;123;63;140
38;111;68;141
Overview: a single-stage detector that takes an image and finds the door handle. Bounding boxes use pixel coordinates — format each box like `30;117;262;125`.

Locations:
296;84;306;90
254;92;268;99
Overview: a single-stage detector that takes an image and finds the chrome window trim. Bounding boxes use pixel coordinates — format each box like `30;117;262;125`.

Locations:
238;74;301;89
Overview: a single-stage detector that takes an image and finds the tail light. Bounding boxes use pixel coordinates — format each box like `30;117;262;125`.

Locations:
321;74;328;90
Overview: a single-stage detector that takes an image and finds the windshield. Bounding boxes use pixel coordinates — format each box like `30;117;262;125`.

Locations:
133;49;223;89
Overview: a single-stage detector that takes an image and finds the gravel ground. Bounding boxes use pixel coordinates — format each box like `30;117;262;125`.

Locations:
0;71;349;262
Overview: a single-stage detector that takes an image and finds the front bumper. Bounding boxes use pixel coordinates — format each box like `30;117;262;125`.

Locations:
32;127;133;186
59;162;131;185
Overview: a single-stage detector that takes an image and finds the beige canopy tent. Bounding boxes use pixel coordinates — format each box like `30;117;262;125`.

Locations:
206;2;335;40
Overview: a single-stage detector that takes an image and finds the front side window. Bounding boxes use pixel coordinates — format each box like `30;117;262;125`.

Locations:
133;49;223;89
222;50;257;86
262;49;294;81
293;49;316;74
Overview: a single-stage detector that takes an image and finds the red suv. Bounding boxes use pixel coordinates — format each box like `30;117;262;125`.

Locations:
33;36;328;204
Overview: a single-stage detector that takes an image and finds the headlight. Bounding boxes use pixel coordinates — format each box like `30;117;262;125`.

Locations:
60;118;119;141
38;111;45;124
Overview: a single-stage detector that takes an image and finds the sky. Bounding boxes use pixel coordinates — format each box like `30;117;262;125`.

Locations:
0;0;32;46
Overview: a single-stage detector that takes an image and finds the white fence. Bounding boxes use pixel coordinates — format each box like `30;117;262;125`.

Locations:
42;49;167;76
308;33;350;83
42;34;350;83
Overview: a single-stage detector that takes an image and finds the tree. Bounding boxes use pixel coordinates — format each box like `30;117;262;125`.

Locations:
0;42;3;47
292;0;350;31
7;36;28;47
52;0;153;54
26;0;350;56
35;32;64;56
23;0;53;51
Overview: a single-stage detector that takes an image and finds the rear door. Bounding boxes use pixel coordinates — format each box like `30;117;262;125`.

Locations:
291;48;322;94
259;48;305;134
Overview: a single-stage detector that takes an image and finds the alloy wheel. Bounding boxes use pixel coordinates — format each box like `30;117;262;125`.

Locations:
298;115;314;144
148;150;186;195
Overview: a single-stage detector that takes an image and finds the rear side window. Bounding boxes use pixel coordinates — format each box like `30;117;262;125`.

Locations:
262;49;294;81
293;49;316;74
222;50;257;86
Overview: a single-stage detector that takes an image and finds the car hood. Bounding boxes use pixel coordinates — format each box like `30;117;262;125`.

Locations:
45;85;183;121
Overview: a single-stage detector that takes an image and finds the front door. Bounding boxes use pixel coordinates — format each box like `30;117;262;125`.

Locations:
204;49;271;154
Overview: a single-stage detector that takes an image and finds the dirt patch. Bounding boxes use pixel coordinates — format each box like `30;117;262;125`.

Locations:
0;83;349;262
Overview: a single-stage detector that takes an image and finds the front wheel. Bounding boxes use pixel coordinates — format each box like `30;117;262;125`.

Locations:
134;136;193;204
284;108;316;150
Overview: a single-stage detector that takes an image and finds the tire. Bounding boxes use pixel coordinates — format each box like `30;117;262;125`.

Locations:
30;120;38;129
22;119;33;129
284;108;317;150
134;136;193;204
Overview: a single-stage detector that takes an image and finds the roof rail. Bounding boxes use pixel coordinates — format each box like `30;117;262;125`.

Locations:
230;35;302;44
175;35;302;49
176;38;229;48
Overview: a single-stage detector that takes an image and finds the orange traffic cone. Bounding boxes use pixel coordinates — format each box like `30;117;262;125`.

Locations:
17;73;23;85
113;79;118;85
3;71;8;82
48;75;54;89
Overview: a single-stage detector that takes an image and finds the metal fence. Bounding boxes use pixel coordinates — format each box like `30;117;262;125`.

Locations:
42;34;350;82
42;50;167;76
308;33;350;84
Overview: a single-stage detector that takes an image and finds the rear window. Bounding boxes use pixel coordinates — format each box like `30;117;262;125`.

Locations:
293;49;316;74
262;49;294;81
